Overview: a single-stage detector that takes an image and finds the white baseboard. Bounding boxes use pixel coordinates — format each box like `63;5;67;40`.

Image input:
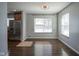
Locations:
27;37;58;39
59;39;79;55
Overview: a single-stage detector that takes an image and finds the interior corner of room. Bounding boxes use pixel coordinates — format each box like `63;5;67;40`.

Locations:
0;2;79;56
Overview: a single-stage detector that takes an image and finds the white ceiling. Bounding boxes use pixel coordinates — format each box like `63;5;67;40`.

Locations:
8;2;71;14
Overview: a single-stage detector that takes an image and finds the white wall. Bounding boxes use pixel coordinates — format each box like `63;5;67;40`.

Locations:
21;12;27;41
26;14;57;39
58;2;79;54
0;2;8;55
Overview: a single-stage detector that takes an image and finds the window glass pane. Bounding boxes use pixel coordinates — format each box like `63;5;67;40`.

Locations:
35;29;43;32
34;18;52;33
61;13;69;37
35;18;44;25
44;29;52;32
35;25;44;31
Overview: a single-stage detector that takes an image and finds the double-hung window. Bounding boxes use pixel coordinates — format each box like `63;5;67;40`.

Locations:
61;13;69;37
34;18;52;33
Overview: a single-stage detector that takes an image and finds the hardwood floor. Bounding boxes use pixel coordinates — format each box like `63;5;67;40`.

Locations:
8;39;79;56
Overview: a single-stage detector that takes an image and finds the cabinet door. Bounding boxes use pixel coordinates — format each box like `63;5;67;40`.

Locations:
14;11;22;21
14;13;21;20
8;20;14;38
14;21;21;38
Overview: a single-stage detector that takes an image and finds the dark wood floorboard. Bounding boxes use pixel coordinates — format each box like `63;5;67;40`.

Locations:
8;39;79;56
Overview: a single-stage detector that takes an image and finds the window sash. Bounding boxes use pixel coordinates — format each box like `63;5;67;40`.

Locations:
34;18;52;33
61;13;69;37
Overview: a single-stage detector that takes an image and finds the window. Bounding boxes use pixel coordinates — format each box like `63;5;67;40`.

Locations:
34;18;52;33
61;13;69;37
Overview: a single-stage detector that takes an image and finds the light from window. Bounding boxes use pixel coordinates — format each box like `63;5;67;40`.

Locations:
34;18;52;33
61;13;69;37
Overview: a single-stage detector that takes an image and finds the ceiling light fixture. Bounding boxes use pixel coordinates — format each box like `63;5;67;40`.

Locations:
42;3;48;9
